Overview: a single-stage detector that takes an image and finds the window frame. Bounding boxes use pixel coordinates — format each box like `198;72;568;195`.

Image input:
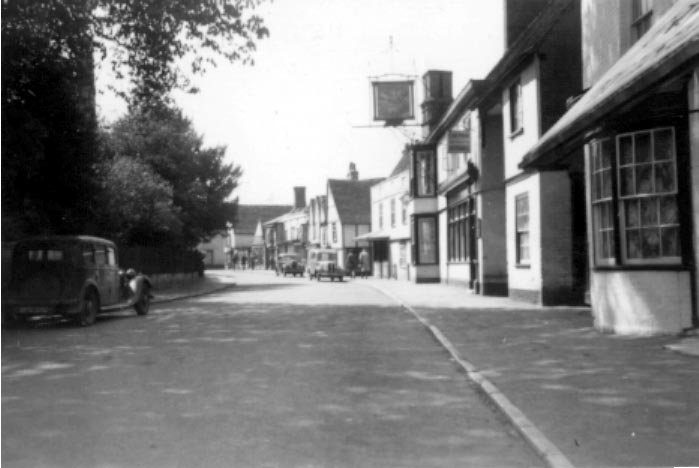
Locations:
631;0;653;42
515;193;530;266
412;214;439;265
588;126;682;268
616;127;681;265
509;79;523;136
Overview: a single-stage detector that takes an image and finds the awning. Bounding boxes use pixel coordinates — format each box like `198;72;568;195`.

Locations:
520;0;699;169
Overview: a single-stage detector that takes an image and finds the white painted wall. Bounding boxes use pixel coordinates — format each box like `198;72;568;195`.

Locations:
591;270;693;335
506;173;542;296
502;59;542;180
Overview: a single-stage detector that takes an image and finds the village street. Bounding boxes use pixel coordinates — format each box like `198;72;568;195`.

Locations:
1;271;542;468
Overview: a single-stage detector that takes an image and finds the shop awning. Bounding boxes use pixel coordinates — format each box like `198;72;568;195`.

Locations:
520;0;699;169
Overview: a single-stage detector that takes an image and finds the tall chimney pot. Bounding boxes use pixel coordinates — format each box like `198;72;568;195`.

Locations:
347;162;359;181
293;186;306;209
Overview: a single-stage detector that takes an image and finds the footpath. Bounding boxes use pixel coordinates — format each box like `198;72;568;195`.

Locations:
364;279;699;468
150;271;236;304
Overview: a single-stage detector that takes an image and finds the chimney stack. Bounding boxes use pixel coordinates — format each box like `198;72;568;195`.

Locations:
293;186;306;209
347;162;359;181
421;70;453;137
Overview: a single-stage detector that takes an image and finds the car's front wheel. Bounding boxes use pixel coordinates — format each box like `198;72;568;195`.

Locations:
77;289;99;326
134;285;151;316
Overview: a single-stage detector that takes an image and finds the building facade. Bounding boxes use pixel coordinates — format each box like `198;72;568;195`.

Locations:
521;0;699;334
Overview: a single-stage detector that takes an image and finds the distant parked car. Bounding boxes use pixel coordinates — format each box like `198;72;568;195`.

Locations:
2;236;152;327
306;248;344;282
276;253;305;277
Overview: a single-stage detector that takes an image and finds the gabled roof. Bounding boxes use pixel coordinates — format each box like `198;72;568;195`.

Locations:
389;150;411;177
328;178;384;225
234;204;292;234
263;206;309;226
425;79;487;144
521;0;699;169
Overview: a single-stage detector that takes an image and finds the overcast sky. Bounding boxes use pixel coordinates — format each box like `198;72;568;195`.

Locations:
96;1;504;205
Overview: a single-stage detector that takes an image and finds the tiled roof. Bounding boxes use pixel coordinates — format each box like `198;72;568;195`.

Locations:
521;0;699;168
328;178;384;225
233;204;292;234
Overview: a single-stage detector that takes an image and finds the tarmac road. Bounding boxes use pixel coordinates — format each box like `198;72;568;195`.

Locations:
2;270;542;468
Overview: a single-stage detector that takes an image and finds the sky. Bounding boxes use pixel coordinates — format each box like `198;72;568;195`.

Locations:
96;0;504;205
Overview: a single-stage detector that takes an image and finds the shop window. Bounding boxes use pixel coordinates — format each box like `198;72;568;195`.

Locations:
631;0;653;42
589;127;680;266
509;79;523;135
413;215;438;265
515;193;530;265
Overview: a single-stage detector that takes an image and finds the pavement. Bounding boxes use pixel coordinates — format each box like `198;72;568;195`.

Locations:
361;277;699;468
154;271;699;467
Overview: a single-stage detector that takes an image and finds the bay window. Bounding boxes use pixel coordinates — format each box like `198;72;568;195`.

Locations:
589;127;681;266
412;146;436;197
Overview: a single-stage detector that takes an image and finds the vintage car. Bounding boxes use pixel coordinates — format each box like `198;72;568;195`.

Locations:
306;248;344;282
276;253;305;277
2;236;152;327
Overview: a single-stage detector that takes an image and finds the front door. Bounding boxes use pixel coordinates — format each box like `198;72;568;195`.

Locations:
467;196;479;291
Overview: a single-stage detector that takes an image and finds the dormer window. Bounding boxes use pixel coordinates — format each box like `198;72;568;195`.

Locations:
631;0;653;42
509;79;523;136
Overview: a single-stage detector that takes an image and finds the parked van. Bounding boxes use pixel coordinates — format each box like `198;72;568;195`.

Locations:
306;248;344;282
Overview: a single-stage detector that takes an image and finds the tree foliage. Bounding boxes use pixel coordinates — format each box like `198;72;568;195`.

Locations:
99;105;240;247
2;0;269;107
2;0;266;240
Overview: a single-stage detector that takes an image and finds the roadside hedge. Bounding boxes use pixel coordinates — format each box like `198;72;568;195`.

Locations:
118;246;204;276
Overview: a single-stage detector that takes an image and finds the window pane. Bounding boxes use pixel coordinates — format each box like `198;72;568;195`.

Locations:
635;132;651;163
620;167;635;196
641;228;661;257
661;227;680;257
659;196;678;224
601;139;614;168
654;162;675;193
605;231;616;259
635;164;653;194
654;129;673;161
627;229;642;258
601;170;612;198
625;199;640;227
591;141;600;170
619;136;634;166
640;197;658;226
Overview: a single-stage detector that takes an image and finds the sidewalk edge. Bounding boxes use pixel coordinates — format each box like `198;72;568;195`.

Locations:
152;283;236;305
367;283;576;468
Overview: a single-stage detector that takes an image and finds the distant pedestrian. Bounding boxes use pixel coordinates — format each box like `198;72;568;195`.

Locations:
232;252;239;270
250;255;256;270
241;255;247;270
358;248;370;279
345;251;357;279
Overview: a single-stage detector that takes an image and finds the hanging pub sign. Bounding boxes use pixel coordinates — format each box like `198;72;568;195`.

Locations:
447;130;471;154
372;80;414;124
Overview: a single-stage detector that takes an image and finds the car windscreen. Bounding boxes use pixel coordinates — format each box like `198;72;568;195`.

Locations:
318;252;337;262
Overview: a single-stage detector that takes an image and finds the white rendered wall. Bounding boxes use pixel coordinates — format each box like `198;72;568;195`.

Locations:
502;60;542;180
506;173;543;298
591;270;692;335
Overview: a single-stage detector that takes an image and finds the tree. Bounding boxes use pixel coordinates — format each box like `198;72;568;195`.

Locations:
2;0;267;239
101;105;240;247
96;156;183;246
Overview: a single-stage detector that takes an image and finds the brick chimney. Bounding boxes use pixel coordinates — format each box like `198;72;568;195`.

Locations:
421;70;453;137
347;162;359;181
293;186;306;209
